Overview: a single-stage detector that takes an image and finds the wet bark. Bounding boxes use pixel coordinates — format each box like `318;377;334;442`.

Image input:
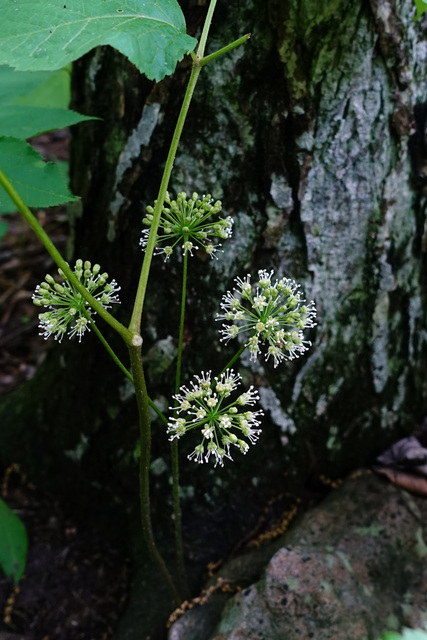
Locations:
1;0;427;534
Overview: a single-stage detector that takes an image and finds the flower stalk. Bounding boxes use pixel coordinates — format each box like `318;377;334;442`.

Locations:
128;343;182;606
171;251;189;592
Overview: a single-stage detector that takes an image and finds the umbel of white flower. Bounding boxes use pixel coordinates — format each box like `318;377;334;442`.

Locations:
217;269;317;367
168;370;263;467
32;260;121;342
140;191;233;260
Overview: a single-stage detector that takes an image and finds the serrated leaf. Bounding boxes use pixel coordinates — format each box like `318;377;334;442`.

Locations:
0;0;197;81
0;105;95;138
414;0;427;19
0;136;78;213
0;497;28;586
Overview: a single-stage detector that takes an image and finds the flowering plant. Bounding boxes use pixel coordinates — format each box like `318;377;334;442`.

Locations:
0;0;317;609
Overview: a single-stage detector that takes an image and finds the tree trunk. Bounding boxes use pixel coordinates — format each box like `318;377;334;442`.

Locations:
1;0;426;588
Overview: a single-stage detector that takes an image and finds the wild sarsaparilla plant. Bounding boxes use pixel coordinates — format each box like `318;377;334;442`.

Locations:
0;0;316;605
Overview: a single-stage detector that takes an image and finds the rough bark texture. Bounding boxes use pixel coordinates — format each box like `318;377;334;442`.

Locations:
1;0;427;624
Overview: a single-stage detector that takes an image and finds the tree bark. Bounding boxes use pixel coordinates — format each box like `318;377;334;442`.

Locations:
1;0;426;542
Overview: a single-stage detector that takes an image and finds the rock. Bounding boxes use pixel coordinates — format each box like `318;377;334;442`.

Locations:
169;471;427;640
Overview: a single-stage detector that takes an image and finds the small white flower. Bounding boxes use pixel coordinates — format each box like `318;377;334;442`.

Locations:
188;443;204;464
202;426;214;439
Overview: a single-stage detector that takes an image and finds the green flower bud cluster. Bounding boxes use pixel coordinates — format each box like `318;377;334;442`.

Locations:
168;369;263;467
140;191;233;260
217;269;317;367
32;259;121;342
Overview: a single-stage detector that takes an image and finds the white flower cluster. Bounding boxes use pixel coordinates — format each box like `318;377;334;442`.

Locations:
167;369;263;467
140;191;233;260
32;259;121;342
217;269;316;367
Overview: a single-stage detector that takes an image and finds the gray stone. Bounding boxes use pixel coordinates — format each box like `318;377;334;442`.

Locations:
169;472;427;640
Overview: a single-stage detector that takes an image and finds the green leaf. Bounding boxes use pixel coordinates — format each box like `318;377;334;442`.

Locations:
379;630;427;640
0;0;197;82
0;136;78;213
0;66;55;105
0;65;72;109
0;105;95;138
0;497;28;585
0;219;9;240
414;0;427;19
0;66;98;138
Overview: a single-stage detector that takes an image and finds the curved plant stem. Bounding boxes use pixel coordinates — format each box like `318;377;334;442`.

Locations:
128;344;182;606
0;168;134;346
171;251;188;593
90;321;168;425
90;321;134;383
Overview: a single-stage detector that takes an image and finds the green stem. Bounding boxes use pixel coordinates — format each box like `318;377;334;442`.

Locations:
199;33;251;67
128;65;201;334
0;168;134;346
128;344;182;606
129;0;219;335
175;251;188;394
171;251;188;592
220;344;247;375
196;0;218;58
90;321;168;425
90;321;134;383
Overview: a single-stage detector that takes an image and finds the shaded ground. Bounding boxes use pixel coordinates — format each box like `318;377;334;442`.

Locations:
0;467;130;640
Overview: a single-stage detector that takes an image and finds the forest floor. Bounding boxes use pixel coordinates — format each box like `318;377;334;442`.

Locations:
0;131;132;640
0;468;130;640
